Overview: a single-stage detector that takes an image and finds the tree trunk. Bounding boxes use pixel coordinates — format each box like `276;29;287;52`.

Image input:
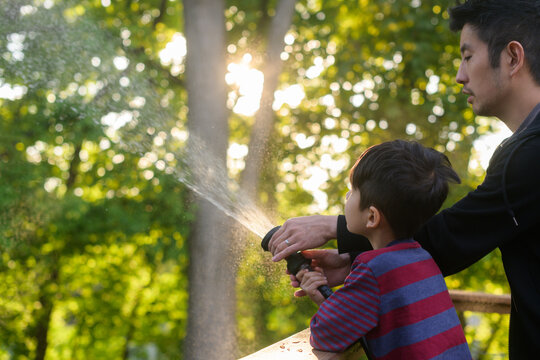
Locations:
34;141;81;359
183;0;236;359
34;267;58;360
241;0;297;198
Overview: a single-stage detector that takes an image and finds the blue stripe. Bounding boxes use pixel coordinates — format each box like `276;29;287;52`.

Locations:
346;271;378;287
326;283;379;314
431;343;472;359
317;305;361;334
312;321;349;351
370;308;461;357
311;326;337;351
342;286;379;310
346;264;378;288
367;247;431;277
345;297;379;323
312;312;363;351
379;274;447;314
345;266;379;294
319;301;374;335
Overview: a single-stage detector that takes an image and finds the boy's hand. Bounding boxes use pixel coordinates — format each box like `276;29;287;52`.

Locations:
296;267;328;306
290;249;351;297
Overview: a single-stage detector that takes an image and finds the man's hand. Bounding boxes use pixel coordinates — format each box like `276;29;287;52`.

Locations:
291;249;351;297
269;215;338;261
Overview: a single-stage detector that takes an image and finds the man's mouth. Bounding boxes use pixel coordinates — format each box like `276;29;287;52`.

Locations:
463;89;474;103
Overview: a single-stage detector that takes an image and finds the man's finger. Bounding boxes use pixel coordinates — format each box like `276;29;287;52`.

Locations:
272;242;300;262
268;225;285;253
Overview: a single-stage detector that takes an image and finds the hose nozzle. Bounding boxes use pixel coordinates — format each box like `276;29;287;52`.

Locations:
261;225;333;299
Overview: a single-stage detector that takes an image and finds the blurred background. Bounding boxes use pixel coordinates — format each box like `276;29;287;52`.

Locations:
0;0;510;359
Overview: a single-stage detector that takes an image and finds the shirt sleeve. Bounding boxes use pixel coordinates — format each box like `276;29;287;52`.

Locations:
415;138;540;276
337;138;540;277
310;260;380;352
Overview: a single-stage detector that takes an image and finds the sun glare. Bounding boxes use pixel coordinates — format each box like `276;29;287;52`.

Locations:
273;84;305;111
159;33;187;76
469;119;512;173
226;54;264;116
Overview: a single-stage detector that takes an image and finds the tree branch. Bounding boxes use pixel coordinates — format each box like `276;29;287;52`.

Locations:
153;0;168;29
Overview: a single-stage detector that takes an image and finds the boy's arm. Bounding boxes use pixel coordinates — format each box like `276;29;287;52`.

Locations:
309;261;380;353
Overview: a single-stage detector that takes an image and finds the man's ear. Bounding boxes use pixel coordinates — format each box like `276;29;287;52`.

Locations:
504;41;526;77
366;206;381;229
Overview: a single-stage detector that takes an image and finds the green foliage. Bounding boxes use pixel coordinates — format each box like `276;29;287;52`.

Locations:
0;0;510;358
0;1;193;358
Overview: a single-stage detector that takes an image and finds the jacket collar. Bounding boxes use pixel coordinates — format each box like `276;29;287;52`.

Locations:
514;101;540;136
494;102;540;155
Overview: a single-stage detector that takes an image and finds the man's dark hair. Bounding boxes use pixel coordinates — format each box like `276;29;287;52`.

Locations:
349;140;460;239
449;0;540;85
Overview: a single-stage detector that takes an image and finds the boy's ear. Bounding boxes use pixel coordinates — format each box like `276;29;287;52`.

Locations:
366;206;381;229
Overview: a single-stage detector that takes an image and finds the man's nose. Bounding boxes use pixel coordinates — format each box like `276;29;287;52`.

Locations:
456;63;467;85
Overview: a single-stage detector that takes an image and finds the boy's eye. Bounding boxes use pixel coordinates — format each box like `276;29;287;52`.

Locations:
464;55;472;62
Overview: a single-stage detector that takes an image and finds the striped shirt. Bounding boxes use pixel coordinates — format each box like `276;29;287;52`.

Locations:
310;239;471;359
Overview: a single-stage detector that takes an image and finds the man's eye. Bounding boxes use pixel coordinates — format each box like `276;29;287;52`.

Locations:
464;56;472;62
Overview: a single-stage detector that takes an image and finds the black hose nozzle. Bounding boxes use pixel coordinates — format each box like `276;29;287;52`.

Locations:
261;226;333;299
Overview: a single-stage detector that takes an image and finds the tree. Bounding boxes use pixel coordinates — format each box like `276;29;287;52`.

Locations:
1;1;193;358
182;1;237;359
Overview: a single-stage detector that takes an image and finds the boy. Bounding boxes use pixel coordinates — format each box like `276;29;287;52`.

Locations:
297;140;471;359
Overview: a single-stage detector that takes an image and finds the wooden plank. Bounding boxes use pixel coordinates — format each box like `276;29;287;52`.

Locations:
238;328;364;360
449;290;511;314
240;291;511;359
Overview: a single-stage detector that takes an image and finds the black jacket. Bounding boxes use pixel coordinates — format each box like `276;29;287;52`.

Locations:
337;103;540;359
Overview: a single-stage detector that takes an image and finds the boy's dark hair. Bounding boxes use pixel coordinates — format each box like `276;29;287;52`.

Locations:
448;0;540;85
349;140;460;239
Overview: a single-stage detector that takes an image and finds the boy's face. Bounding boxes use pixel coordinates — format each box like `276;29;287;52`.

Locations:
345;188;369;235
456;24;509;118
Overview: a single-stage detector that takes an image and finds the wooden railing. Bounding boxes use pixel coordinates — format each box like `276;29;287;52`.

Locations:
239;290;511;360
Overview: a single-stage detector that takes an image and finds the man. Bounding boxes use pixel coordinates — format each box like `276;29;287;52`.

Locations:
269;1;540;358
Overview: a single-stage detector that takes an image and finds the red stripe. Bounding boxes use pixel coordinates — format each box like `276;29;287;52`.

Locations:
346;263;377;282
373;291;456;337
311;316;355;352
358;241;419;263
378;324;468;360
310;332;337;352
322;300;376;333
330;290;379;322
340;288;379;310
377;258;442;295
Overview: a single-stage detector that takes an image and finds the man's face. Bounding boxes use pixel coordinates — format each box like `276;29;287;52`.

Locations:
344;188;368;235
456;24;508;117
